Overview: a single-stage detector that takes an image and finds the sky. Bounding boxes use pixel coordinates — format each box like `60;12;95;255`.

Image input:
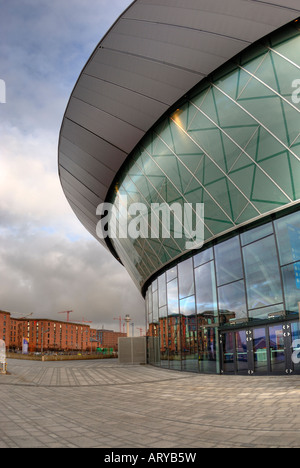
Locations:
0;0;146;333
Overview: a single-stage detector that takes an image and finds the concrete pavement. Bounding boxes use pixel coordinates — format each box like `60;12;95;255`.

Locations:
0;358;299;448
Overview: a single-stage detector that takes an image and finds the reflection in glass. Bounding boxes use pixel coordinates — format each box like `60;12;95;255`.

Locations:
198;326;218;374
218;280;247;323
241;222;273;246
253;328;268;374
159;305;168;367
166;266;177;282
235;330;248;374
166;278;181;369
195;261;218;323
168;315;181;371
282;262;300;316
193;248;213;268
222;332;235;374
243;236;282;310
249;303;284;321
180;295;198;372
274;211;300;266
214;237;243;286
158;273;167;308
269;325;285;373
178;258;194;299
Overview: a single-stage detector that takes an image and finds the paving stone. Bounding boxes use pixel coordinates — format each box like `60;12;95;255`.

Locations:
0;358;299;448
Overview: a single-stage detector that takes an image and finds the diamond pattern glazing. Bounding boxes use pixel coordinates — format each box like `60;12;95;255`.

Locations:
109;23;300;290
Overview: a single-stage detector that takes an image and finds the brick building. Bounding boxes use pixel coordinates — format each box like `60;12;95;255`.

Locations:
96;329;127;351
0;310;127;353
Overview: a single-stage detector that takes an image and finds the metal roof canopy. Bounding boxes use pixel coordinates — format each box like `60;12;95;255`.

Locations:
58;0;300;253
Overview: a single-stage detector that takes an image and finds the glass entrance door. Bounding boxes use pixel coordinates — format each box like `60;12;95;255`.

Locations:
220;322;300;375
253;327;268;374
220;330;253;375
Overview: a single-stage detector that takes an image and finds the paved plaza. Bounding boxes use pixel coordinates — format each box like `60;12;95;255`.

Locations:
0;358;299;448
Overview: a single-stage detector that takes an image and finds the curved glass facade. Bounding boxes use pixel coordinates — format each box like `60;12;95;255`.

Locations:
109;22;300;290
146;209;300;375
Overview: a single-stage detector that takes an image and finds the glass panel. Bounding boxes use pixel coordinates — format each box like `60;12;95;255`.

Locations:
222;332;235;374
195;261;218;324
291;322;300;373
235;330;248;374
168;314;181;371
240;222;273;246
243;235;283;310
218;280;247;324
159;305;168;368
193;247;213;268
167;278;179;316
249;303;284;321
253;328;268;374
166;266;177;282
152;290;158;324
158;273;167;308
178;258;194;299
269;325;285;373
214;237;243;286
166;277;181;368
281;263;300;316
274;211;300;266
198;326;218;374
180;296;198;372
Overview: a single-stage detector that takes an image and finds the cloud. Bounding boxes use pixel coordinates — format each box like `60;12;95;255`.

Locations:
0;0;146;332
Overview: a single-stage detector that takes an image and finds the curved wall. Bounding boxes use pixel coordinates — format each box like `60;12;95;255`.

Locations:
109;22;300;290
58;0;300;258
145;208;300;374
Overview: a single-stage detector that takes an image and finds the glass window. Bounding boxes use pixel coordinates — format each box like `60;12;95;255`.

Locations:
243;235;282;310
253;328;268;374
214;237;243;286
195;261;218;324
152;290;159;324
159;305;168;367
167;277;181;370
274;211;300;266
221;332;235;374
235;330;248;374
193;247;213;268
178;258;194;299
241;222;273;246
218;280;247;324
198;327;219;374
158;273;167;308
166;266;177;282
249;303;284;321
167;278;179;316
269;325;285;373
180;295;198;373
281;262;300;316
180;295;196;317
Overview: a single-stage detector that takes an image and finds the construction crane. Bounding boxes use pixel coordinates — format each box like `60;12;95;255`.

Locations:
114;316;122;333
12;312;33;320
82;318;92;324
58;310;74;322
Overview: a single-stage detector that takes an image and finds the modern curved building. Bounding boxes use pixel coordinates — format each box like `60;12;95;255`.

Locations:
58;0;300;375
